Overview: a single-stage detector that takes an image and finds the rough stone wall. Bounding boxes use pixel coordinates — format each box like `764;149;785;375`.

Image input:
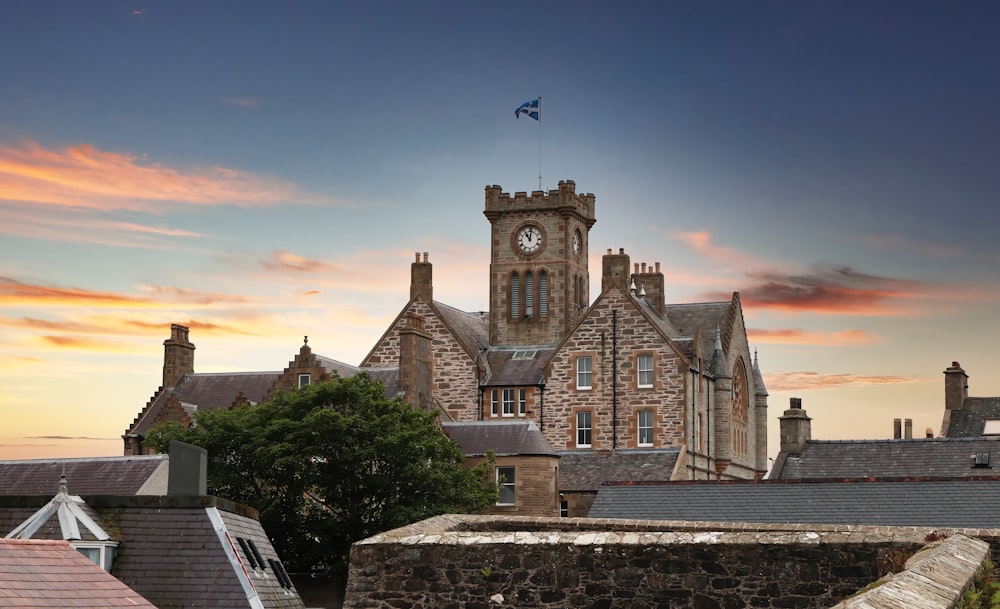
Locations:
363;301;480;421
343;515;970;609
542;289;685;451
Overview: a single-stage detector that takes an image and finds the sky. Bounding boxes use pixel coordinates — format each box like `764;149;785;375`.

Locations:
2;1;999;462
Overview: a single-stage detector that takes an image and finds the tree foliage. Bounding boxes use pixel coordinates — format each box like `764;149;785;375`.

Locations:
145;374;497;577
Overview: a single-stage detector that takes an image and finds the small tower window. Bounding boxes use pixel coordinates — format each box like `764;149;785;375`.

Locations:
298;374;311;388
510;272;520;318
539;271;549;317
525;271;534;317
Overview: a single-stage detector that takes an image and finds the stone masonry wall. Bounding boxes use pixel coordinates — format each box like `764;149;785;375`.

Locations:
362;301;480;422
344;515;997;609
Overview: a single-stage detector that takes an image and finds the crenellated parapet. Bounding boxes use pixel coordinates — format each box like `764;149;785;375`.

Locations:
484;179;595;227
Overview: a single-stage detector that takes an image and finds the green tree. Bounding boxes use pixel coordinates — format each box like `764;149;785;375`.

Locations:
145;373;496;578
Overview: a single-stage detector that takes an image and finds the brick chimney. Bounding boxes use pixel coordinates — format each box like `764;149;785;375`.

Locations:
631;261;665;314
778;397;811;456
410;252;432;302
399;312;433;409
944;361;968;412
602;248;631;292
162;324;195;387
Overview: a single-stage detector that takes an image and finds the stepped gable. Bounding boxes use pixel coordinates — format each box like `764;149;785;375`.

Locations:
442;421;556;457
589;478;1000;528
0;456;168;496
946;397;1000;437
127;371;280;437
771;436;1000;479
481;347;553;387
558;449;681;492
0;539;157;609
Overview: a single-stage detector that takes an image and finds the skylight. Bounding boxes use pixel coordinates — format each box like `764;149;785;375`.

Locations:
512;350;537;360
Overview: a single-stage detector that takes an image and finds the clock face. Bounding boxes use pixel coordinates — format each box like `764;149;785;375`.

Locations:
572;229;582;257
516;225;543;254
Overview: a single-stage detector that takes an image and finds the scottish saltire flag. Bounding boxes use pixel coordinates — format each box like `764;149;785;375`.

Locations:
515;98;539;120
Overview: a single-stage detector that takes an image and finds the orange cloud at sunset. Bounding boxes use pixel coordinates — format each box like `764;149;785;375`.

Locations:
0;141;338;211
671;230;765;268
764;371;925;392
262;251;342;274
38;335;136;352
747;327;879;346
0;277;255;310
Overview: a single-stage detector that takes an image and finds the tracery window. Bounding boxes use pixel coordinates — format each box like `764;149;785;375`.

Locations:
731;360;749;456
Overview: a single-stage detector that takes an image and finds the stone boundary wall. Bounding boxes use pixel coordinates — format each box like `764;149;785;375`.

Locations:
831;534;989;609
343;515;1000;609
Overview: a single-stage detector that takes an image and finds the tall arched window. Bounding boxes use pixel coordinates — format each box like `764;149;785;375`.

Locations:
731;360;749;456
539;271;549;317
510;272;520;318
525;271;534;317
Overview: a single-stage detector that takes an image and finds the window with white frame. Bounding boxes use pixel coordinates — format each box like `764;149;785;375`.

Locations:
298;373;311;388
490;389;499;417
502;388;516;416
637;409;654;446
496;466;516;505
576;356;592;390
576;411;592;448
518;388;527;416
637;354;653;388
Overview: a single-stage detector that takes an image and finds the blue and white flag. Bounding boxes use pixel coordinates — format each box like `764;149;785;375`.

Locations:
515;98;540;121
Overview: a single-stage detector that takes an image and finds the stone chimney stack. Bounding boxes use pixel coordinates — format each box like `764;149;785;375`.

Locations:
162;323;195;388
410;252;433;302
904;418;913;439
944;361;968;412
778;397;811;456
602;248;631;292
631;261;665;314
893;418;902;439
399;312;433;410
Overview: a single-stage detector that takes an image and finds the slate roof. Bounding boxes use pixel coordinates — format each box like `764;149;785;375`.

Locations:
558;449;680;492
316;355;402;397
0;539;157;609
946;397;1000;437
0;455;168;496
482;348;553;386
769;437;1000;479
442;421;557;457
432;301;489;356
663;301;730;356
588;478;1000;529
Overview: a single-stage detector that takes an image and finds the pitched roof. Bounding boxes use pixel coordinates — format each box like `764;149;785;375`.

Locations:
945;397;1000;437
482;348;553;386
6;476;112;542
0;539;157;609
442;421;557;457
588;478;1000;528
663;301;730;356
316;354;402;397
430;301;489;356
769;437;1000;479
0;455;168;496
558;449;680;492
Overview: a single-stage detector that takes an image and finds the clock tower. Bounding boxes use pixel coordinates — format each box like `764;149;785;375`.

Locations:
484;180;596;346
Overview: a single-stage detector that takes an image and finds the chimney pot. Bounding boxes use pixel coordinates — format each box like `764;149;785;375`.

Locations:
789;397;802;409
619;247;624;254
641;262;647;273
607;248;612;255
634;263;639;273
422;252;428;262
655;262;660;272
414;252;420;262
904;418;913;439
893;418;902;439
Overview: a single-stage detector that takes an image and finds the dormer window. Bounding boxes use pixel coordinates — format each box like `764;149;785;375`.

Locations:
298;374;311;388
73;543;117;571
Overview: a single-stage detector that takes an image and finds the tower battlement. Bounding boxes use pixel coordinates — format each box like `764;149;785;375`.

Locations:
484;179;595;226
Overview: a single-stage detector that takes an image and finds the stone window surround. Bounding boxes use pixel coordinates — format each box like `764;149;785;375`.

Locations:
496;466;516;505
576;410;593;448
637;353;654;388
576;355;593;390
637;409;654;447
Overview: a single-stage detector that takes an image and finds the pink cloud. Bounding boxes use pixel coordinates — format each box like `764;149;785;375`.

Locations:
765;371;924;392
747;327;879;346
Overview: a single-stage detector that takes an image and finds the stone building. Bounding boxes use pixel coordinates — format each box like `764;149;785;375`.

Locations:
124;180;768;518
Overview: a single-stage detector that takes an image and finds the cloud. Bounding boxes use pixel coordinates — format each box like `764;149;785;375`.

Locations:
262;251;342;274
39;335;133;351
865;233;962;258
747;327;879;346
671;230;764;268
707;265;923;315
765;371;924;392
0;277;255;310
0;315;257;338
27;435;118;440
221;97;261;108
0;140;339;211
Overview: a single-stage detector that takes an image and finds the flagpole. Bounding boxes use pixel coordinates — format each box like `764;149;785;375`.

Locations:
537;96;543;191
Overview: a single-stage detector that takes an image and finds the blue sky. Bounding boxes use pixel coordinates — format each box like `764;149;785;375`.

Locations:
2;1;999;459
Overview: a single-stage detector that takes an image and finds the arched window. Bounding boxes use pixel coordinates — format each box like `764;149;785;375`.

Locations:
510;272;520;318
525;271;534;317
731;360;749;456
539;270;549;317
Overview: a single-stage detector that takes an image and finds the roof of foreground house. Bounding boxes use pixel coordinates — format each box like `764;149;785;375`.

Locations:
588;478;1000;528
0;455;168;496
558;449;680;492
442;421;557;457
945;397;1000;437
0;538;157;608
769;437;1000;479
